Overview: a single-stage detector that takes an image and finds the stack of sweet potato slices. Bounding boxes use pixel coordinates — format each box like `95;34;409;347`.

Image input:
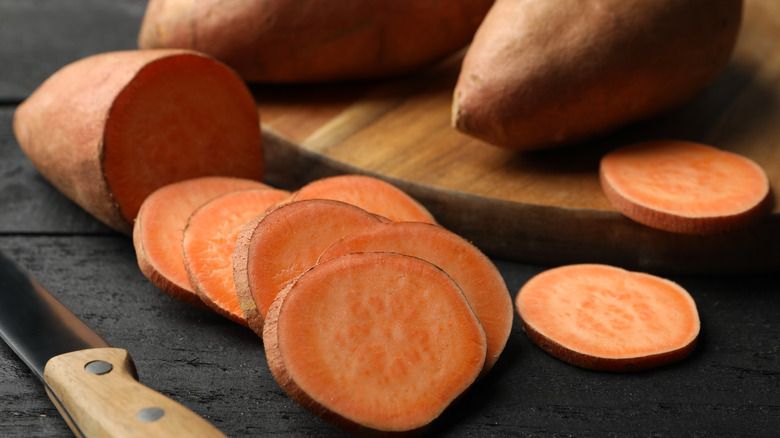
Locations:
132;173;514;434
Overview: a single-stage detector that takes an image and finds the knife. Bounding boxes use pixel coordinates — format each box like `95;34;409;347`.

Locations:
0;251;227;437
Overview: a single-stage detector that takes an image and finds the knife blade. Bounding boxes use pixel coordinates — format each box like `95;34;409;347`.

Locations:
0;251;227;438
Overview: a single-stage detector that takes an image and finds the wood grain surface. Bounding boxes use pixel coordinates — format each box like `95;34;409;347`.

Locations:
256;0;779;274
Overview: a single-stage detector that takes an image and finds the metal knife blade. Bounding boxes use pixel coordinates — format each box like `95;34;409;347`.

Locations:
0;251;227;437
0;251;110;379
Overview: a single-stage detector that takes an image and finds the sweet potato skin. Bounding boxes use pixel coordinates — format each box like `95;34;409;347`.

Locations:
139;0;494;83
452;0;743;150
520;318;699;373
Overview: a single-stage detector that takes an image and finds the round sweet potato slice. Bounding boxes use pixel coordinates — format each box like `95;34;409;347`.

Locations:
600;140;773;234
516;264;700;372
264;252;487;433
182;187;289;325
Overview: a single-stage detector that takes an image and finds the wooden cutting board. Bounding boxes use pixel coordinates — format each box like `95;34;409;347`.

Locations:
255;0;779;275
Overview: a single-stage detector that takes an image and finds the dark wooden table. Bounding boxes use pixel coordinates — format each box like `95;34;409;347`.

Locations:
1;1;778;437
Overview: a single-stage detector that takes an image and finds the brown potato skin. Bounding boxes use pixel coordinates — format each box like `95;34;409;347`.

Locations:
452;0;743;150
138;0;494;83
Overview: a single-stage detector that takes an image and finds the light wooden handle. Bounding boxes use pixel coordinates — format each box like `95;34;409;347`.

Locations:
43;348;227;438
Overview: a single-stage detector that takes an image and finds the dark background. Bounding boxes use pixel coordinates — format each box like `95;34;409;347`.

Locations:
0;1;778;436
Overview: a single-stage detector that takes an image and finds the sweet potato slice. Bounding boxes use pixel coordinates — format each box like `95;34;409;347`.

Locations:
319;221;512;376
233;199;383;335
600;140;773;234
13;49;264;234
288;175;436;223
182;188;290;325
515;264;700;372
263;252;487;433
133;176;269;308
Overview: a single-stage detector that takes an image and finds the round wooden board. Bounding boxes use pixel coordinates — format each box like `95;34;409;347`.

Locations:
256;0;779;275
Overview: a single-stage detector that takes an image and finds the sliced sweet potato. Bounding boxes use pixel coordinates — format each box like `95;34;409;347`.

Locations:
600;140;773;234
263;252;487;433
233;199;383;335
515;264;700;372
319;221;512;376
182;188;290;325
13;49;264;234
288;174;436;223
133;176;269;308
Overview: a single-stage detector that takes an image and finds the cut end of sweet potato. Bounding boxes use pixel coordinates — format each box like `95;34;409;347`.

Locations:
264;252;486;433
289;174;436;224
133;176;269;309
104;52;264;227
183;187;289;326
237;199;383;336
516;264;700;372
319;221;513;376
600;140;773;234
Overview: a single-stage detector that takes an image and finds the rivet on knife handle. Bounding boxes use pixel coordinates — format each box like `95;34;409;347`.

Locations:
43;347;227;438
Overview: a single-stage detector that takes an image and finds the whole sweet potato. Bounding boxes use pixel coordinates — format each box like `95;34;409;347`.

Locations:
138;0;494;83
452;0;743;151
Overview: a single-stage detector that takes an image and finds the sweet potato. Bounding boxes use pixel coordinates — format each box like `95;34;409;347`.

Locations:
133;176;269;309
600;140;773;234
182;188;290;325
233;199;383;335
138;0;494;83
319;221;512;376
288;174;436;223
263;252;486;433
13;49;264;234
515;264;700;372
452;0;743;150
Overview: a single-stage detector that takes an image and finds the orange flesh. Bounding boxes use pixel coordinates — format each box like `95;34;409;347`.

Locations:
290;175;436;223
600;141;770;218
245;199;383;331
516;264;700;361
104;54;264;224
319;221;512;375
274;252;486;431
182;188;289;325
134;176;268;305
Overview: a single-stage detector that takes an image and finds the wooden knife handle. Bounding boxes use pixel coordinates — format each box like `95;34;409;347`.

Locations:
43;348;227;438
